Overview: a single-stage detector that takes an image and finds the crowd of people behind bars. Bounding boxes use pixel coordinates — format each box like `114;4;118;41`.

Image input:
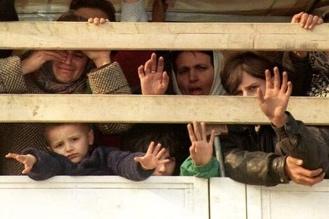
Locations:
0;0;329;186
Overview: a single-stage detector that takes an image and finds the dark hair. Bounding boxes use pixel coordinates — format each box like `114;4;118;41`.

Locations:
56;12;88;22
170;51;214;74
0;0;18;58
122;124;190;175
70;0;116;22
221;52;281;95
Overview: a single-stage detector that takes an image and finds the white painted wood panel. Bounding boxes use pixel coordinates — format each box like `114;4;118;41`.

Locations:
246;181;329;219
210;178;246;219
0;176;208;219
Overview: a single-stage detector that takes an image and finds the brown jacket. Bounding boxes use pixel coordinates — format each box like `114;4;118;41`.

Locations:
223;112;329;186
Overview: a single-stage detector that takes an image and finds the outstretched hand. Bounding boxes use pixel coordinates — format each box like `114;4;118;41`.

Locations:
134;141;170;170
138;53;169;95
257;67;292;128
285;156;324;186
187;122;215;166
5;153;37;174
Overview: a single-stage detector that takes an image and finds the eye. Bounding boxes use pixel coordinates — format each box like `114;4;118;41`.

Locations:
249;85;259;92
196;65;208;71
71;137;79;142
73;52;85;59
177;68;189;75
52;142;64;149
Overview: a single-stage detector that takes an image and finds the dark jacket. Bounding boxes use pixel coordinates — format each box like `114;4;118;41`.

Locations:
222;112;329;186
23;146;153;181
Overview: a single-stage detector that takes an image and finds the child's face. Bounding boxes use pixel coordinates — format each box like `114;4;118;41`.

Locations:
46;124;94;163
153;150;176;176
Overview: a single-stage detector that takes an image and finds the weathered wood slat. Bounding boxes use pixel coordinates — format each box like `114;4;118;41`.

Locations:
0;94;327;125
0;22;328;50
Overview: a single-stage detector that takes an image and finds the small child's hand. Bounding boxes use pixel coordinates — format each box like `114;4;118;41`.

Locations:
88;17;109;25
291;12;323;30
134;141;170;170
187;122;215;166
5;153;37;174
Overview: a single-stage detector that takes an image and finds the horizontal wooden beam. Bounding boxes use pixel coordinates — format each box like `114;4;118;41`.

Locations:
0;22;328;50
0;94;327;125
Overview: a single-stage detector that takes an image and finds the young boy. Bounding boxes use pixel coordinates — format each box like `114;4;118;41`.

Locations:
6;123;169;181
180;122;220;178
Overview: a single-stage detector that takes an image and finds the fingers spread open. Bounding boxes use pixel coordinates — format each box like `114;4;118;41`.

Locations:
193;121;202;141
265;69;272;91
152;143;161;156
157;56;164;73
146;141;155;155
156;147;167;159
280;71;288;93
209;129;215;145
201;122;207;140
187;123;197;142
144;59;152;75
273;67;281;89
138;65;145;78
150;53;157;72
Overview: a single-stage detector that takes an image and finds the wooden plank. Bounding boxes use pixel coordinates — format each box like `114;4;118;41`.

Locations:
0;22;329;50
246;180;329;219
0;94;327;124
0;176;209;219
210;178;246;219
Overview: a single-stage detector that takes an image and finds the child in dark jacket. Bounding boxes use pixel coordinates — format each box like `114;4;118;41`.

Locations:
6;123;169;181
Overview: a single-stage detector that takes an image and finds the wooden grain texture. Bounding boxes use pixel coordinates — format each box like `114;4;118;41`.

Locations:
0;94;327;124
0;22;328;50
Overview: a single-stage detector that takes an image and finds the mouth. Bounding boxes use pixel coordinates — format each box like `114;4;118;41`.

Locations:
67;153;79;161
57;66;74;73
188;88;203;95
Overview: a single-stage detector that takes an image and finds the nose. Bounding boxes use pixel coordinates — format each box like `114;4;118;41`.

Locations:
63;51;73;64
65;143;74;152
157;163;167;175
188;70;198;82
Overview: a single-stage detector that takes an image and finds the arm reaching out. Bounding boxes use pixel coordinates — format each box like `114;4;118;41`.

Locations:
134;141;170;170
5;152;37;174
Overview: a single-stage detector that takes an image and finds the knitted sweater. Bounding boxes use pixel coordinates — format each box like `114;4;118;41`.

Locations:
0;56;131;174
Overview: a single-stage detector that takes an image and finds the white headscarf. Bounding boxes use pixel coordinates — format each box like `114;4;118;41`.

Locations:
171;51;226;95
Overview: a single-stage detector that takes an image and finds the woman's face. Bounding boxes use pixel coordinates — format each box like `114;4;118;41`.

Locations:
52;51;88;83
175;52;214;95
235;71;266;96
